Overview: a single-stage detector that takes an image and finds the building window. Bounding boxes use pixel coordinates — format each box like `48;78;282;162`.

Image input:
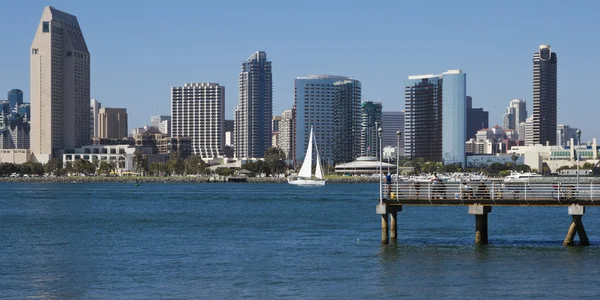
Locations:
32;49;39;54
42;21;49;32
67;51;72;57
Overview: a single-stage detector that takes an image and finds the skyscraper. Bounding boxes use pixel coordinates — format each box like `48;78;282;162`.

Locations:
382;111;404;148
7;89;23;111
532;45;557;145
278;109;295;162
502;99;527;133
294;75;361;165
150;115;171;135
234;51;272;159
360;101;382;158
405;70;466;167
172;83;225;159
90;99;101;138
98;108;128;139
466;96;488;141
31;6;90;163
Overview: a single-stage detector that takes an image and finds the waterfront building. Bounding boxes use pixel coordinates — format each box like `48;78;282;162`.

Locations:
294;75;361;166
278;109;294;162
382;111;404;149
234;51;272;159
98;108;128;139
511;138;599;173
405;70;466;167
62;144;168;174
31;6;91;163
224;119;234;147
0;90;30;149
532;45;558;145
272;115;282;148
360;101;382;158
171;83;225;159
466;96;489;141
90;99;101;138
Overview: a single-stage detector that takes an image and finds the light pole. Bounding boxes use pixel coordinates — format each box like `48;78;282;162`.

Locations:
396;131;402;198
378;126;383;204
576;129;582;189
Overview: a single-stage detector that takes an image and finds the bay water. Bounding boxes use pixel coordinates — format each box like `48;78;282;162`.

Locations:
2;182;600;299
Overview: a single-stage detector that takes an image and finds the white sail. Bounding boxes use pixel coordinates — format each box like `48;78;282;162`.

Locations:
315;152;323;179
297;127;313;179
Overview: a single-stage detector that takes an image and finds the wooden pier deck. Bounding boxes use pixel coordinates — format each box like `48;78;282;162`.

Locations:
376;181;598;246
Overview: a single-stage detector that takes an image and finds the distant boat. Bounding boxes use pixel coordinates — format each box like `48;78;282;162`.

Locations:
504;171;542;183
288;126;325;186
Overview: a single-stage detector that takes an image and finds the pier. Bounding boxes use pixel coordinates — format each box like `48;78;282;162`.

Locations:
377;181;600;246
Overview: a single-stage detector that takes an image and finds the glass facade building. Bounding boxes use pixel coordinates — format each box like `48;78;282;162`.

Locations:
360;101;382;158
404;70;466;167
294;75;361;166
7;89;23;111
533;45;558;145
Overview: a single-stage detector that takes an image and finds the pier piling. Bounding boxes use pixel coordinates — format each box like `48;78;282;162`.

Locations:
469;205;492;245
564;205;589;246
377;204;402;244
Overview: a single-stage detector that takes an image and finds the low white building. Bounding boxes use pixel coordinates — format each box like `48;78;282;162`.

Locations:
509;138;598;172
63;145;167;174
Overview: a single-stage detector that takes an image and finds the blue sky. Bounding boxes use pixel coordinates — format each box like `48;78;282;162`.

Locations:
1;0;599;141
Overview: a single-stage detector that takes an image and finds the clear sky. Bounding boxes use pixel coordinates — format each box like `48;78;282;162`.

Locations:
1;0;599;141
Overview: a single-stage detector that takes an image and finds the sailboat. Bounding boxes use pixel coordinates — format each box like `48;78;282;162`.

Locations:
288;126;326;186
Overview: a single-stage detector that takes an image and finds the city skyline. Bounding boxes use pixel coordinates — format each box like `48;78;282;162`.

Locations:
1;1;599;141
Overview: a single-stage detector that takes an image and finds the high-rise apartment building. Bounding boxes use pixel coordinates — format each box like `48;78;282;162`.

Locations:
8;89;23;111
172;83;225;159
90;99;101;138
31;6;90;163
360;101;382;158
278;109;294;162
224;119;234;146
405;70;466;167
525;115;534;146
532;45;558;145
98;108;128;139
234;51;272;159
0;91;30;149
557;124;579;146
294;75;361;166
382;111;404;147
272;116;282;148
466;96;489;141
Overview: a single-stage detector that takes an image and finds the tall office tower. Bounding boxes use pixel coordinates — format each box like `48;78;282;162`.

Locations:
8;89;23;111
382;111;404;147
98;108;128;139
466;96;488;141
360;101;382;158
31;6;90;163
557;124;579;146
532;45;558;145
278;109;294;161
172;83;225;159
518;122;526;143
405;70;466;167
502;99;527;132
525;115;534;146
234;51;272;159
294;75;361;166
90;99;101;138
382;111;405;157
150;115;171;135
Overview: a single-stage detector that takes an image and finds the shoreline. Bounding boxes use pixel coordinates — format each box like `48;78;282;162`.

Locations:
0;176;381;184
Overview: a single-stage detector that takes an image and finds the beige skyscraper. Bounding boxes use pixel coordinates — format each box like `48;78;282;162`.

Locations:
30;6;90;163
98;108;128;139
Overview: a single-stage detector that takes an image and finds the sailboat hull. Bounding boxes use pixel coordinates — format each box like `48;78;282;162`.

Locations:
288;178;326;186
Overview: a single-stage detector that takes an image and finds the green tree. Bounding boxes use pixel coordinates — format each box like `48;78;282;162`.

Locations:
167;153;185;175
264;147;287;176
184;155;206;175
150;162;167;176
24;162;44;176
0;163;17;176
133;150;149;175
91;156;99;173
98;161;111;176
44;158;63;176
64;161;74;175
73;159;95;175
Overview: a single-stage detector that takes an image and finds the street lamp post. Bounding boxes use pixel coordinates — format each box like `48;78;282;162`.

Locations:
576;129;582;189
378;127;383;204
396;131;402;198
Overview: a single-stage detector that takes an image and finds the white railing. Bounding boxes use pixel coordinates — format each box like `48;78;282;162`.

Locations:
381;181;600;204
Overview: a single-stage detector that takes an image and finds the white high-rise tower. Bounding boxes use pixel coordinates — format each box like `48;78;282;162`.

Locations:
30;6;90;163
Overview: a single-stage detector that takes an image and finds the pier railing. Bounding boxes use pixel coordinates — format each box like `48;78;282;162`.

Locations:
381;181;600;206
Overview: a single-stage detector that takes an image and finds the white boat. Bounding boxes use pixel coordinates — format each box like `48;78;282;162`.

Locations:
504;171;542;183
288;126;326;186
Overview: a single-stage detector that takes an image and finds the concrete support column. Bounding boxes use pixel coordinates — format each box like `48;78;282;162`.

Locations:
468;205;492;245
564;205;589;246
390;211;398;240
381;214;389;245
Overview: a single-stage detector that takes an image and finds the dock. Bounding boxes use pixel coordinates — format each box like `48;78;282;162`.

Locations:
377;181;600;246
